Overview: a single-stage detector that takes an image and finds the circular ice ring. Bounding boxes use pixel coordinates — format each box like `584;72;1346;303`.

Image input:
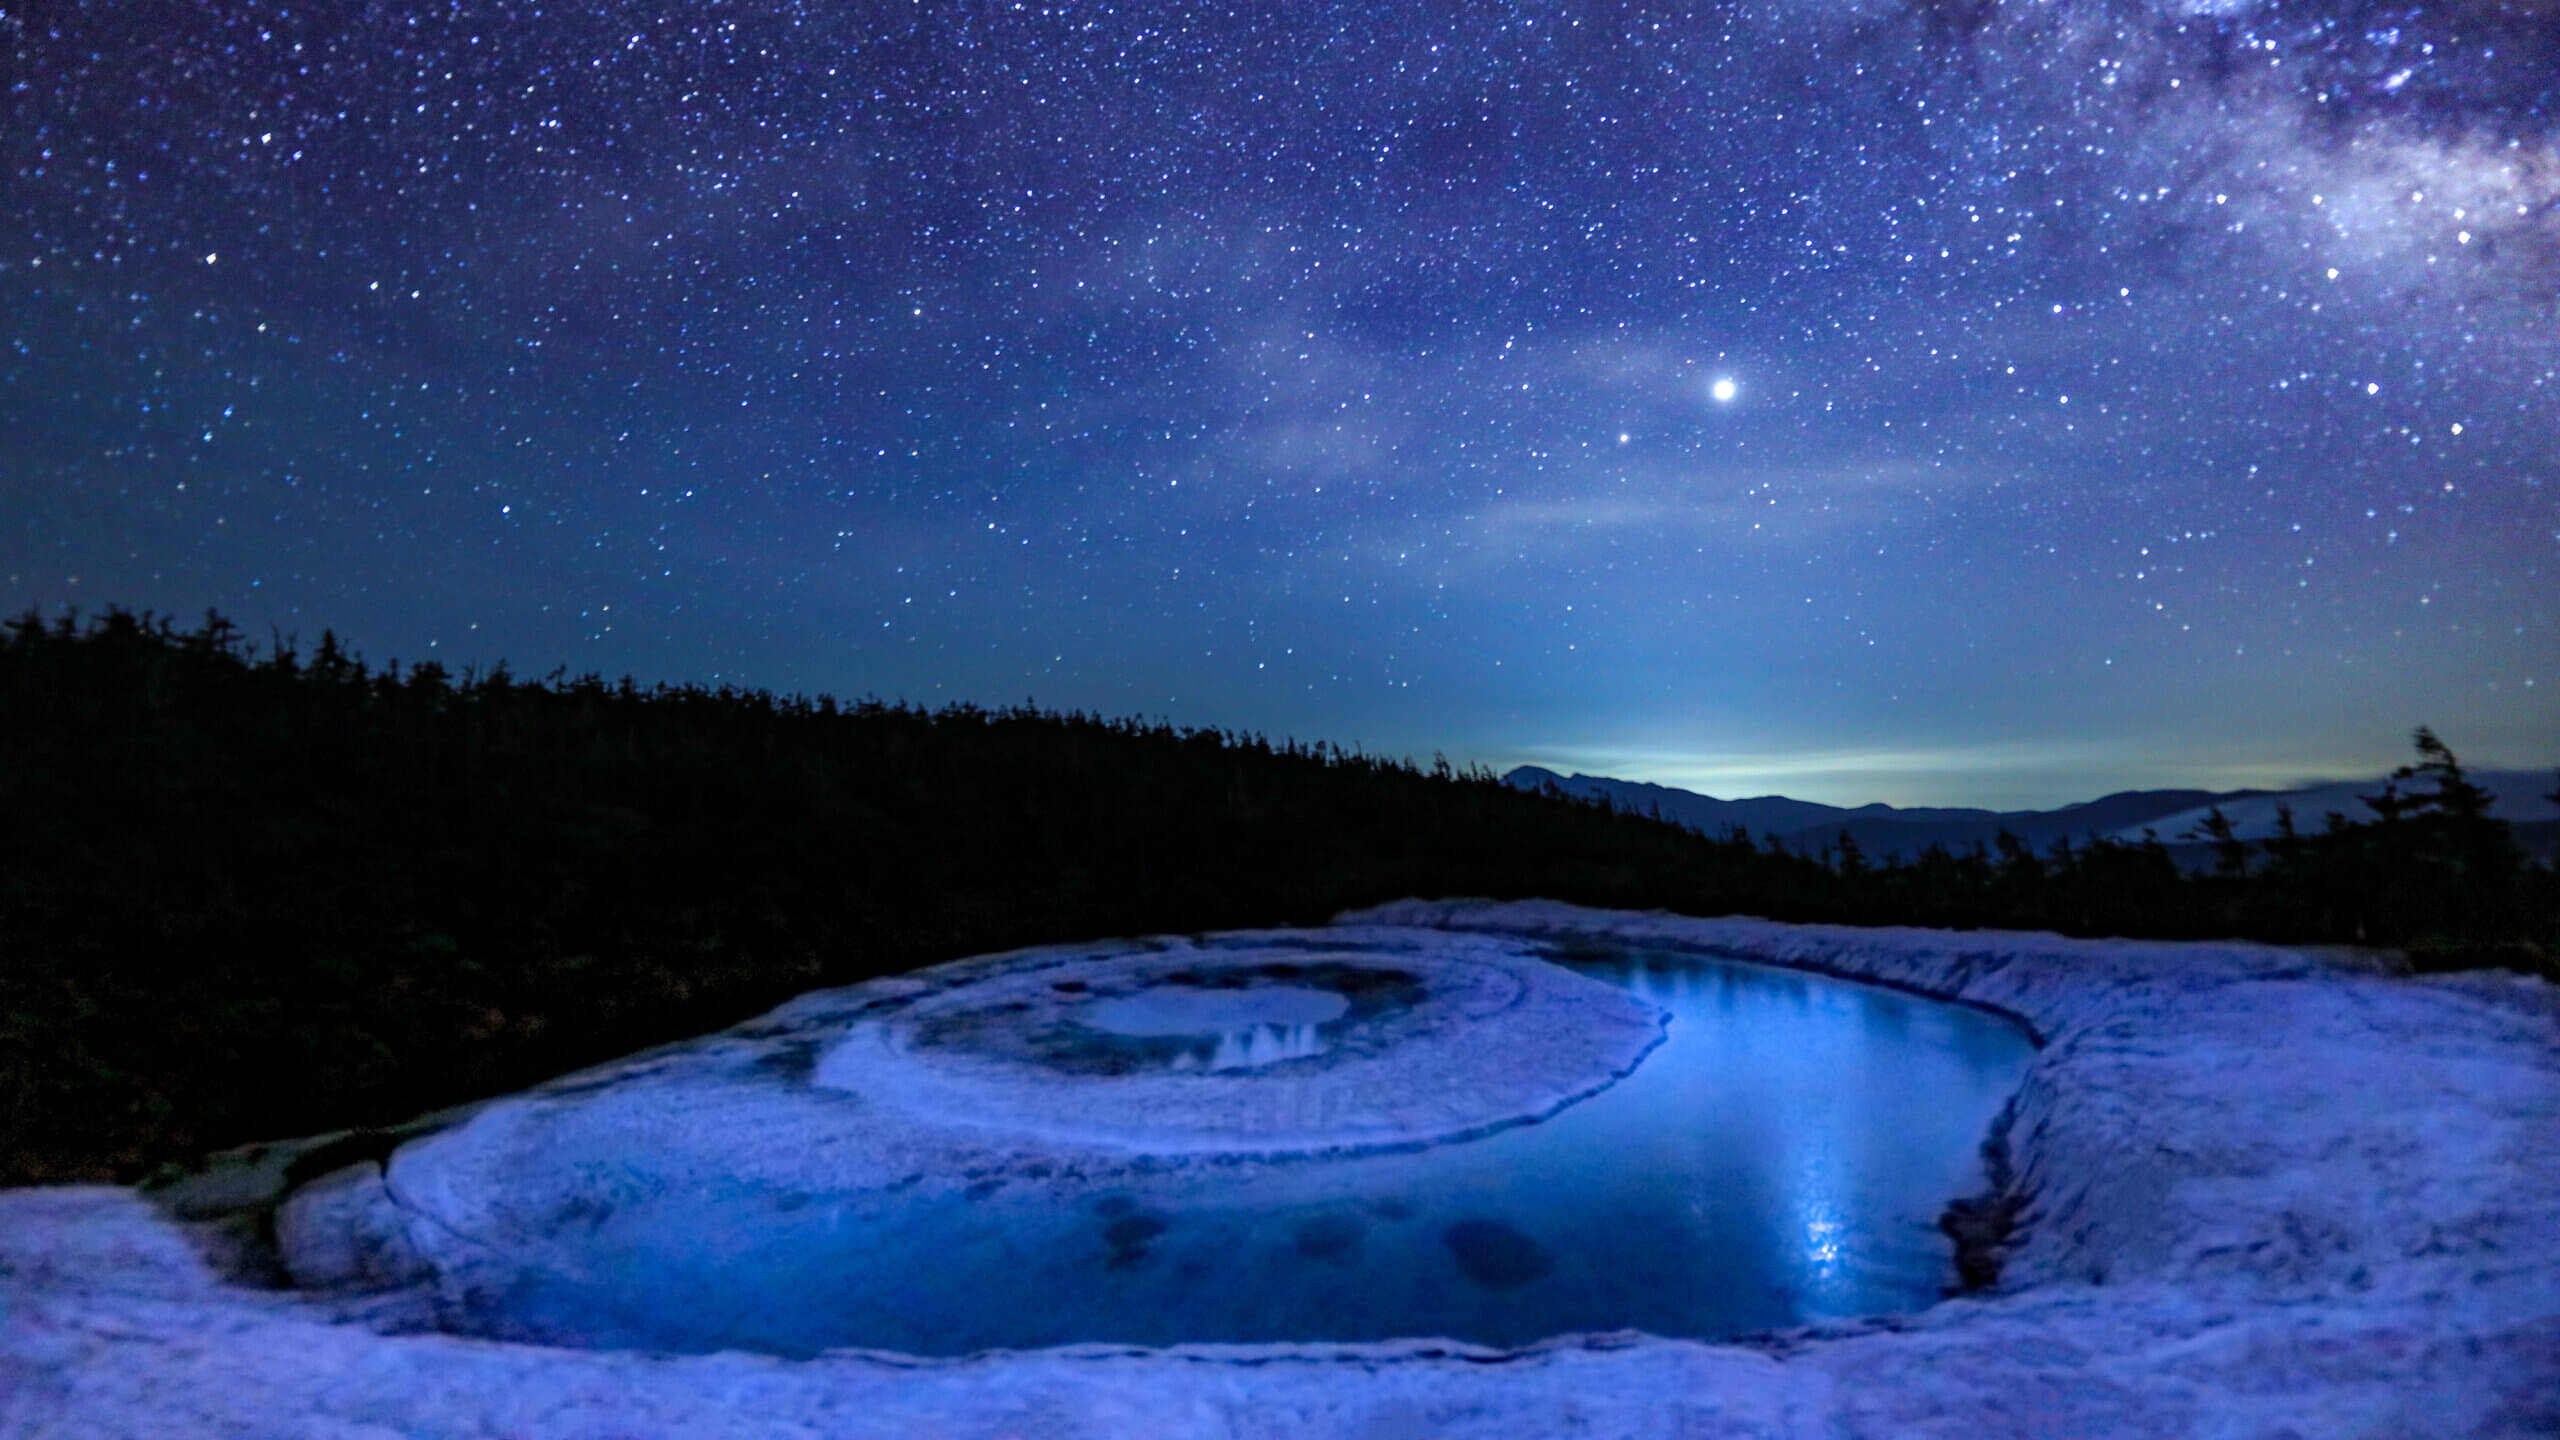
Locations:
811;942;1667;1157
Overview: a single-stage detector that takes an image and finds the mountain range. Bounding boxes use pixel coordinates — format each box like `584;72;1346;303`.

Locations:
1502;765;2560;865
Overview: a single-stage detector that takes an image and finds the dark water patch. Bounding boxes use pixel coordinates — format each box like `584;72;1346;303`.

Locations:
1105;1214;1168;1249
1293;1213;1365;1264
1104;1213;1169;1269
1444;1218;1553;1290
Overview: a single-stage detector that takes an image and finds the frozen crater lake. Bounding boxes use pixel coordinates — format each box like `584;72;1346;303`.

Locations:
295;932;2029;1357
6;899;2556;1438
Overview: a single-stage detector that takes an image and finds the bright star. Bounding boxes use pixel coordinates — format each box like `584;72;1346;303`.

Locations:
1711;377;1738;403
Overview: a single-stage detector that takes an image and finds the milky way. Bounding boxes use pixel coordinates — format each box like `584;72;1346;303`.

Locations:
5;0;2553;805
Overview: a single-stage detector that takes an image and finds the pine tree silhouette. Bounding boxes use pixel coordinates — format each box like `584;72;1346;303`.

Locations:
2185;806;2250;879
1833;828;1870;879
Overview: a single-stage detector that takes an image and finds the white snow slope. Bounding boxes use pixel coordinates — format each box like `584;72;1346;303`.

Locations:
4;898;2556;1438
2110;771;2560;844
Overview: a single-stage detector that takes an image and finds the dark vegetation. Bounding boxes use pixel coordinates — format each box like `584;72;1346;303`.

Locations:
5;608;2554;1187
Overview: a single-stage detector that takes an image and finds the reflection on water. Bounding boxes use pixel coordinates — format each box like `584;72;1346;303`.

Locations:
1083;984;1349;1071
490;948;2035;1356
1165;1022;1331;1071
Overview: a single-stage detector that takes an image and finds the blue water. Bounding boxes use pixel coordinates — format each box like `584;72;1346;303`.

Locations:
490;947;2034;1356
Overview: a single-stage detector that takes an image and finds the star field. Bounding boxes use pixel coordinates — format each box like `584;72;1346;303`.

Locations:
5;0;2554;806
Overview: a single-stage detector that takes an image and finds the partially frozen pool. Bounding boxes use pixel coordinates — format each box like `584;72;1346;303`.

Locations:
313;933;2034;1357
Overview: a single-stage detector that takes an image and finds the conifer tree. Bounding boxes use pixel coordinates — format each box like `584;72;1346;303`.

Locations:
1833;828;1869;880
2186;806;2249;879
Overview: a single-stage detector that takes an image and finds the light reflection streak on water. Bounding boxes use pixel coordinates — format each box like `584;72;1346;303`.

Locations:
1189;1022;1329;1070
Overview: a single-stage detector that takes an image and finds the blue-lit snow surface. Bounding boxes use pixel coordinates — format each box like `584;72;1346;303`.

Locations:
345;933;2030;1356
17;904;2560;1438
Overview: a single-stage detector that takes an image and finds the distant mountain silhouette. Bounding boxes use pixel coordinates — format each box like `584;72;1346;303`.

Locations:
1504;765;2560;863
1500;767;2010;848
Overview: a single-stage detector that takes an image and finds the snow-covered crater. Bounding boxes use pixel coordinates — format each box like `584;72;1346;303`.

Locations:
805;937;1668;1156
4;899;2556;1437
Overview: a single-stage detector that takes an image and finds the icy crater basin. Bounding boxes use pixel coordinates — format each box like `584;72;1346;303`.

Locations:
298;930;2032;1357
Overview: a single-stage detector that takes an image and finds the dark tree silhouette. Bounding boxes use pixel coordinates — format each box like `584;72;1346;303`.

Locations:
2186;806;2250;880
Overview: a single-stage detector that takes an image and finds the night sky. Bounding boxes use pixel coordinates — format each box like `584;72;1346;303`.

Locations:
7;0;2555;807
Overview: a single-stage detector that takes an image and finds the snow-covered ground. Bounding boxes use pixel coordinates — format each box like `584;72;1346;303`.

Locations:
2108;770;2560;843
5;899;2556;1437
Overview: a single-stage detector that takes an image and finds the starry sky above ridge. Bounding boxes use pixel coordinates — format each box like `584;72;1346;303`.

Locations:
4;0;2555;807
